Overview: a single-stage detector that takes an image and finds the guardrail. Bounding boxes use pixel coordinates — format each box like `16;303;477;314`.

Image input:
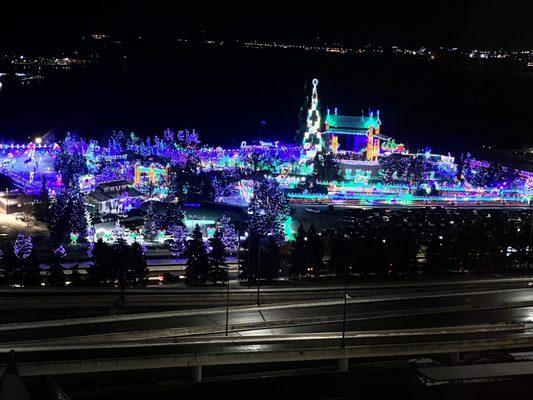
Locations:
3;335;533;382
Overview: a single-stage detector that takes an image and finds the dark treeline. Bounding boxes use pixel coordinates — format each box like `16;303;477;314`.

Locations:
238;208;533;283
0;238;149;288
300;208;533;278
0;208;532;288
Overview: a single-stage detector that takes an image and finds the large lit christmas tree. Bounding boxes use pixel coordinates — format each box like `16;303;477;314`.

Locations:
302;78;323;158
247;179;290;238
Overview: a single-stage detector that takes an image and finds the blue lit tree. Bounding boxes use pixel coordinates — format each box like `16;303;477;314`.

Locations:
48;191;69;245
54;145;88;188
170;225;187;257
14;233;32;261
217;215;239;252
143;201;159;241
247;179;290;238
13;234;40;287
48;187;88;245
69;187;88;241
163;203;185;233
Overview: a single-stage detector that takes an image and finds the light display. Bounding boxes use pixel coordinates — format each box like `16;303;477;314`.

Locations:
247;179;291;238
133;163;169;196
284;216;296;241
0;77;528;252
170;225;187;257
70;232;80;245
14;233;32;260
302;78;323;157
216;215;239;251
54;245;66;258
79;174;96;193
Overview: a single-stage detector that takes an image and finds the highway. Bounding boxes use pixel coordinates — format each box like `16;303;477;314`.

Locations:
1;276;533;312
3;278;533;396
1;283;533;344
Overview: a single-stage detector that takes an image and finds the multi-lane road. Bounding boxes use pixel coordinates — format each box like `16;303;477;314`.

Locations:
3;277;533;398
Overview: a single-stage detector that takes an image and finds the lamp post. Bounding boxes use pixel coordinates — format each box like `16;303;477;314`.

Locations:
225;260;231;336
529;197;533;251
341;284;348;349
225;218;242;336
340;209;348;349
246;209;262;307
257;238;261;307
529;200;532;264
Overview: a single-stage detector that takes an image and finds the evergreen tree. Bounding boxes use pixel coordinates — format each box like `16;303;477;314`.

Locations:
164;203;185;233
22;252;41;287
69;187;88;241
217;215;239;252
0;242;18;286
47;246;66;287
185;224;210;285
143;201;159;241
14;233;33;260
128;241;149;287
48;191;69;245
209;229;228;284
289;225;308;278
69;263;83;287
247;179;290;238
238;232;261;283
54;146;88;187
88;239;113;286
170;225;187;257
262;236;280;281
114;238;129;290
12;233;40;286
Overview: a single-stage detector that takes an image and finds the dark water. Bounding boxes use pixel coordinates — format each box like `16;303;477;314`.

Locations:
0;47;532;153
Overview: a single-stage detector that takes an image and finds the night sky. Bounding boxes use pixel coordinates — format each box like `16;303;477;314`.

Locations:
2;1;533;50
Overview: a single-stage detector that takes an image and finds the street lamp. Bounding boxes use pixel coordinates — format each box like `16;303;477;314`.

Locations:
225;246;232;336
225;218;243;336
529;200;533;261
246;209;262;307
340;207;348;349
342;286;348;348
257;235;262;307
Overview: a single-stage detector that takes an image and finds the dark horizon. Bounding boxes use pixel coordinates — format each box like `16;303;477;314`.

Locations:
2;1;533;51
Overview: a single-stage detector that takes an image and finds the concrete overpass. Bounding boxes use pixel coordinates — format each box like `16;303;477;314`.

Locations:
3;332;533;383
